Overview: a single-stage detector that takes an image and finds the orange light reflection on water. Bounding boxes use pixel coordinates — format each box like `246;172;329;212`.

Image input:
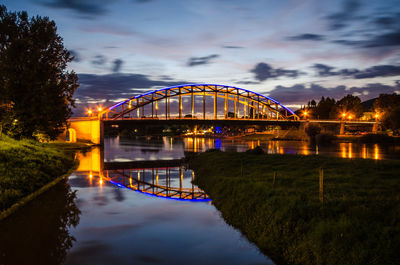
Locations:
302;145;309;155
348;143;352;158
374;144;379;160
341;143;347;158
362;144;367;159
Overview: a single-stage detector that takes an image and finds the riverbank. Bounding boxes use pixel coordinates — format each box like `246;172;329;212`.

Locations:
189;151;400;265
0;136;87;219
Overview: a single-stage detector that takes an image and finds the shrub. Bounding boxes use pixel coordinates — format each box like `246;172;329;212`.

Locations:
246;146;264;155
316;133;336;145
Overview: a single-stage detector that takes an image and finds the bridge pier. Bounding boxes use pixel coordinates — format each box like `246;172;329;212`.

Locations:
66;118;104;145
340;122;345;135
372;122;380;133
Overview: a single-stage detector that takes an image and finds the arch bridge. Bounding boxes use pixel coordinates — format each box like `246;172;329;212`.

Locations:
99;84;299;121
66;84;301;144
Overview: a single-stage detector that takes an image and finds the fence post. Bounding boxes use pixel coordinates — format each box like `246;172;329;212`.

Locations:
319;168;324;203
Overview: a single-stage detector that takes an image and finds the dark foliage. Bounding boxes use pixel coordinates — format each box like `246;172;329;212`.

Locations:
358;133;398;143
246;146;264;154
315;133;336;145
0;5;78;139
330;94;363;119
374;93;400;133
383;106;400;134
305;123;321;141
316;97;336;119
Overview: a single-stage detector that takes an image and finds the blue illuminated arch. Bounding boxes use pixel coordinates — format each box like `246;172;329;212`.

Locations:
100;84;299;120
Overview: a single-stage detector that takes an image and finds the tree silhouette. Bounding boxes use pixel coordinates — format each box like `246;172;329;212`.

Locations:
330;94;363;119
0;5;78;139
374;93;400;133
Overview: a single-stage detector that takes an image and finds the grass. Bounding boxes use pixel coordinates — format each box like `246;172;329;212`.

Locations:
0;135;79;214
189;151;400;265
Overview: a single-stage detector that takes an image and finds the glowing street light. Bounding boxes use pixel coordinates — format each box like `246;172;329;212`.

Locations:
348;115;352;120
342;113;346;118
87;109;92;116
97;107;102;112
303;110;309;120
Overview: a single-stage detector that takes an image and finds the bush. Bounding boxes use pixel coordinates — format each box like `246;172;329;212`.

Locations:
246;146;264;155
305;124;321;141
359;133;397;143
205;148;221;153
316;133;336;145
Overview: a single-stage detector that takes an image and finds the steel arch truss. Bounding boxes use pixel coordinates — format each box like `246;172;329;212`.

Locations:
99;84;299;121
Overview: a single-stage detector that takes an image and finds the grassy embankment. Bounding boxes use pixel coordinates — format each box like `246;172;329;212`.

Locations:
0;136;87;219
189;151;400;265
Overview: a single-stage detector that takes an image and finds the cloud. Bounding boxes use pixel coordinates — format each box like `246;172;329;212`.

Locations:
39;0;111;16
265;82;400;105
91;55;106;66
74;73;190;103
222;45;244;49
69;49;81;62
187;54;219;67
112;59;124;73
335;30;400;49
325;0;362;30
312;64;338;77
287;33;325;41
235;81;260;85
354;65;400;79
312;63;400;79
374;16;397;27
250;63;302;82
363;30;400;48
79;25;138;36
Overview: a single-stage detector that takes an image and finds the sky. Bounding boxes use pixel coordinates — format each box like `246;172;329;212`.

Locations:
3;0;400;114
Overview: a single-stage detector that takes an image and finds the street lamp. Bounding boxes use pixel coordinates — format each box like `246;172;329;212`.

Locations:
348;115;352;120
303;110;308;120
97;107;102;112
341;113;346;119
87;109;92;116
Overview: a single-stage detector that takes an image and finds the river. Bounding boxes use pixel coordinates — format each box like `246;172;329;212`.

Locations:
1;136;400;265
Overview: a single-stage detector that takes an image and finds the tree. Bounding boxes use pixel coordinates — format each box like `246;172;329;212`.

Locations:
373;93;400;113
315;97;335;119
330;94;363;119
383;106;400;134
0;5;78;139
373;93;400;132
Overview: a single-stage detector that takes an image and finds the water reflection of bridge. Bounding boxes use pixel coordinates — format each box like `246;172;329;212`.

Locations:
75;148;210;201
105;167;209;201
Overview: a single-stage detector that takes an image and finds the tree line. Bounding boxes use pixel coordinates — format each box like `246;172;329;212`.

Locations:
297;93;400;133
